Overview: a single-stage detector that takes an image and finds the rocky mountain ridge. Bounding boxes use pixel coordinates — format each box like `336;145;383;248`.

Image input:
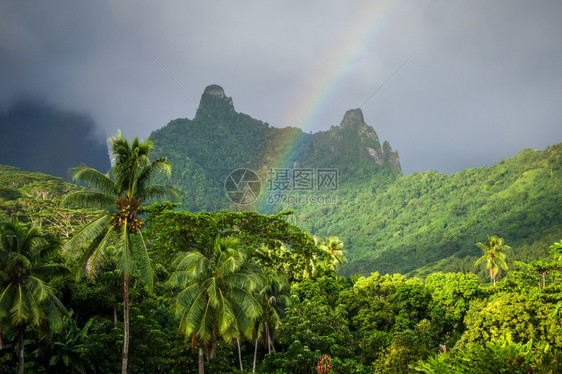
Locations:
150;85;401;212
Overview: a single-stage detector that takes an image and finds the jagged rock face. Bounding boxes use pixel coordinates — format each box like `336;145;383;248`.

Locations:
358;123;379;143
204;84;227;98
383;140;401;170
340;109;365;128
366;146;384;165
195;84;235;121
339;109;380;144
327;108;401;172
150;84;403;213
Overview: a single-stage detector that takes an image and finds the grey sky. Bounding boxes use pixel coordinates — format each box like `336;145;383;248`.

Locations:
1;0;561;174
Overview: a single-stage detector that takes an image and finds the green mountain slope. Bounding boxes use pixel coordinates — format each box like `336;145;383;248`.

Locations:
149;85;562;276
150;85;400;212
292;144;562;276
0;165;98;238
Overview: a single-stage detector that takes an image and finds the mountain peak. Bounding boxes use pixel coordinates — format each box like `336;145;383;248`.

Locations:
203;84;227;98
340;108;365;129
335;108;379;144
195;85;236;121
324;107;400;172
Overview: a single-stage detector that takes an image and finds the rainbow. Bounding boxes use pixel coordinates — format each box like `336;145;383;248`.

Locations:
257;1;407;211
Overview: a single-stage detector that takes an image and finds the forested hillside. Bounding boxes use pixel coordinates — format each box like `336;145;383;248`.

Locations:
1;168;561;373
149;85;401;213
293;144;562;276
149;85;562;277
0;165;98;237
1;134;561;373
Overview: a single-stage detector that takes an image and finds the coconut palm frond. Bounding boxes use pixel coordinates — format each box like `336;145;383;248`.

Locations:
115;224;135;279
68;166;116;195
64;214;112;255
136;158;172;195
130;230;154;292
171;236;264;362
140;185;181;204
61;191;116;210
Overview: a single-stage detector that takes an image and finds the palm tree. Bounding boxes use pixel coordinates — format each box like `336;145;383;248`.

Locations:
34;311;93;374
307;236;347;277
169;236;265;374
252;270;290;373
475;235;510;287
61;131;179;374
319;236;346;271
0;220;68;374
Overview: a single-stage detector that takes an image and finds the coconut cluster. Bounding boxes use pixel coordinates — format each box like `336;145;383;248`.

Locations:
111;196;144;233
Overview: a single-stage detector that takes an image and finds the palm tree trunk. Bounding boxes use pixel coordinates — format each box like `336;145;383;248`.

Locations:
17;324;24;374
122;275;130;374
253;338;258;373
265;322;275;353
114;301;118;328
265;322;271;354
198;347;205;374
236;337;244;371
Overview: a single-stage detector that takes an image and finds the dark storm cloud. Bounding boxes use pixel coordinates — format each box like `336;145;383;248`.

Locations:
1;0;561;174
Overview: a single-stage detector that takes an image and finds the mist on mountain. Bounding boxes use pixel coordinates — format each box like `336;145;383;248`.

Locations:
0;98;110;180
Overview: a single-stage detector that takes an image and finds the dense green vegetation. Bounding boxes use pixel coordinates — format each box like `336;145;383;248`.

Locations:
60;132;180;373
1;123;561;372
0;220;68;374
295;144;562;277
149;85;401;214
3;200;561;372
0;165;100;238
149;85;562;278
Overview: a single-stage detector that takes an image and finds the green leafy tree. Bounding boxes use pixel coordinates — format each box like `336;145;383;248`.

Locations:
33;312;93;374
169;236;265;374
0;220;68;374
513;260;561;290
252;270;291;372
338;273;407;333
60;131;179;374
415;335;562;373
425;272;481;347
268;292;362;373
460;292;562;347
316;236;347;271
144;207;322;282
475;236;510;287
550;240;562;260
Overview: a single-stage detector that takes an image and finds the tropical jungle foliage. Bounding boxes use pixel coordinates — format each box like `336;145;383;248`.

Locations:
148;86;562;278
0;127;561;373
